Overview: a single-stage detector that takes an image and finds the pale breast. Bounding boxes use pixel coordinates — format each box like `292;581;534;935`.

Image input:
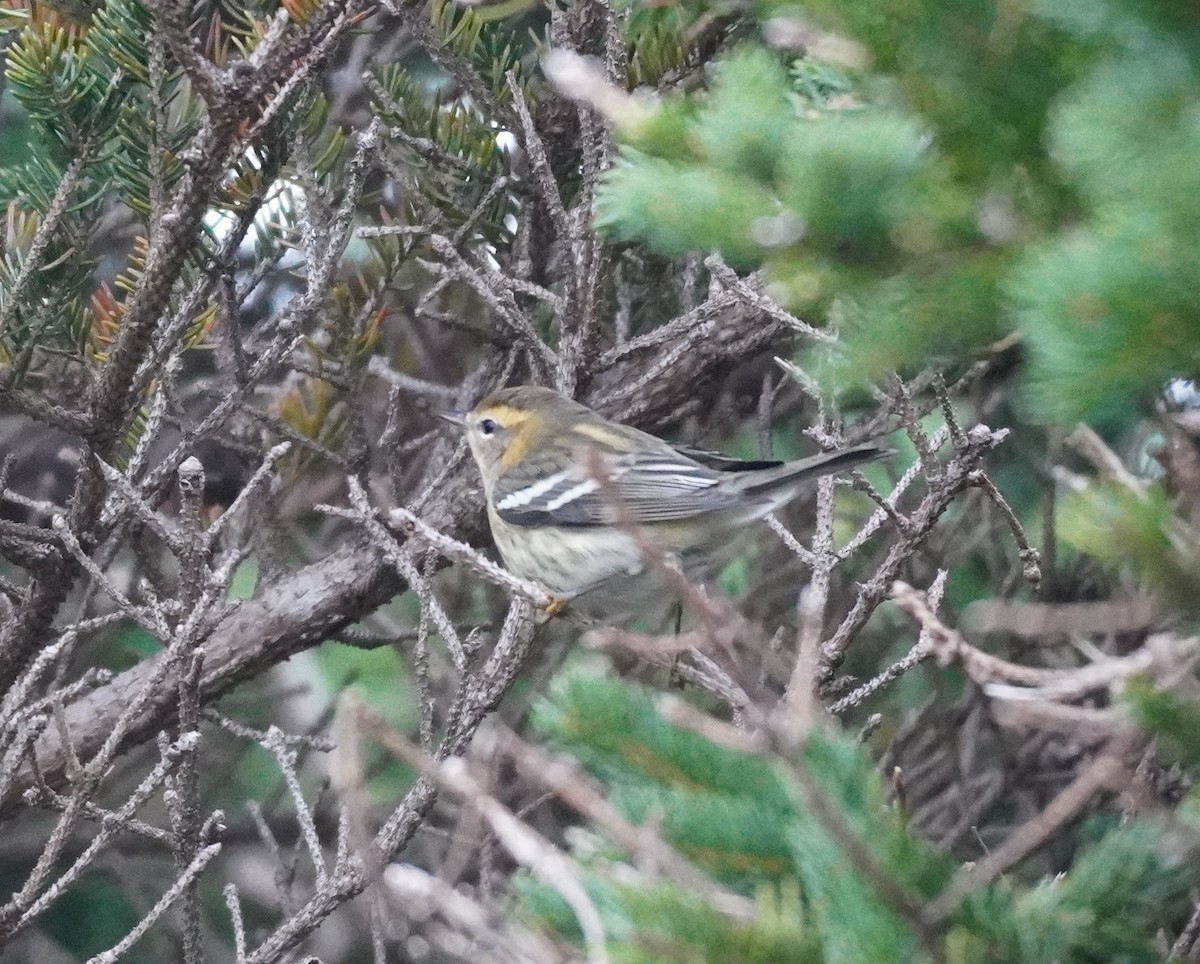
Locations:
487;505;643;597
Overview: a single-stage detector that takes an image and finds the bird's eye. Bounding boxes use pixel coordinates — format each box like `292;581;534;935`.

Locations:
479;418;498;436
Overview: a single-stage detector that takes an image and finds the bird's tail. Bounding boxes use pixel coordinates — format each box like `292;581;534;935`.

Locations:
731;442;891;505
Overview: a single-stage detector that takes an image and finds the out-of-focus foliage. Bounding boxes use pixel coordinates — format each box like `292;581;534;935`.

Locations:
597;1;1200;427
1061;480;1200;615
520;675;1194;963
1126;676;1200;771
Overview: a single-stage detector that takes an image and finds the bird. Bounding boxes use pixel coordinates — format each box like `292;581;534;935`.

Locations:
440;385;889;612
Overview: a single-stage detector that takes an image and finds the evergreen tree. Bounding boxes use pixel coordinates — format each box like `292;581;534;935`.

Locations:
0;0;1199;959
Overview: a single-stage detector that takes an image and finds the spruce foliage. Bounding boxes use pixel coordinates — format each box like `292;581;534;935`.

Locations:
522;675;1194;963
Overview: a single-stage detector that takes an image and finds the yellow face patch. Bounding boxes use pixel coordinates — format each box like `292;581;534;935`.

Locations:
471;404;536;470
497;421;535;469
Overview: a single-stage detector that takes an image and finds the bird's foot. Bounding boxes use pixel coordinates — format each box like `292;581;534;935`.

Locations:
542;595;569;617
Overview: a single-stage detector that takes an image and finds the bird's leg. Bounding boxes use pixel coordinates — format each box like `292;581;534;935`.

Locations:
539;572;615;618
542;595;569;617
666;598;686;687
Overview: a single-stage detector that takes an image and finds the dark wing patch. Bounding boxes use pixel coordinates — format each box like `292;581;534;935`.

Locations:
672;444;784;473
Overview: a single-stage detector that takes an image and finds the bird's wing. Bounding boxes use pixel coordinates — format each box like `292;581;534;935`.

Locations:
671;444;784;473
493;448;741;528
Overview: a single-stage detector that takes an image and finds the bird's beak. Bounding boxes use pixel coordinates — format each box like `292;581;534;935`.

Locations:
437;409;468;428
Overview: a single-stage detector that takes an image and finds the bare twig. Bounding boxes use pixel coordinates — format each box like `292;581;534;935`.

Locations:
84;844;223;964
829;571;947;715
926;738;1133;922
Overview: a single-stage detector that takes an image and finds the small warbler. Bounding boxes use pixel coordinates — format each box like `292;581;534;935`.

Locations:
441;386;887;608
